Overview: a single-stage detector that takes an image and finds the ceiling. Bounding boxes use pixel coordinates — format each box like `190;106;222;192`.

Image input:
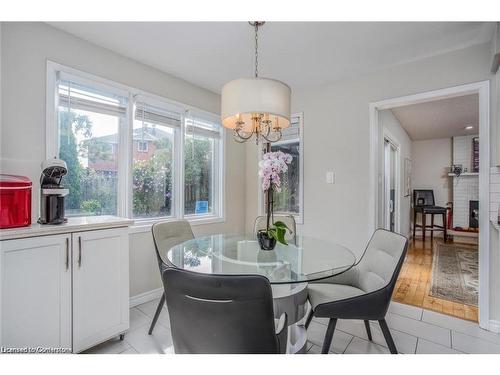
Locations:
391;94;479;140
47;22;494;93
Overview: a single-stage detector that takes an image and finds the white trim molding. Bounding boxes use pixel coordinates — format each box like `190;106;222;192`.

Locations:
382;127;402;234
129;287;164;308
369;81;491;331
488;320;500;334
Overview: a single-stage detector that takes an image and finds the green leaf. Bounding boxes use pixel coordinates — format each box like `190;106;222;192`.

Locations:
273;220;291;233
275;227;288;246
267;228;278;241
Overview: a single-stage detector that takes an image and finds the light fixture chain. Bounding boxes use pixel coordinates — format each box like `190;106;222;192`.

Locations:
254;23;259;78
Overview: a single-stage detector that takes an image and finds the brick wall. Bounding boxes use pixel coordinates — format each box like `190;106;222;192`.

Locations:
452;175;479;227
452;135;479;228
490;167;500;223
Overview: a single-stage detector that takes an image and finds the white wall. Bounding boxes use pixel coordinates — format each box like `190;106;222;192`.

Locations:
0;22;246;298
412;138;453;208
378;110;412;237
411;138;452;231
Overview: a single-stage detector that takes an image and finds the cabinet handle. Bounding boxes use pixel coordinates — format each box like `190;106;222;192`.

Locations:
78;236;82;268
65;237;69;271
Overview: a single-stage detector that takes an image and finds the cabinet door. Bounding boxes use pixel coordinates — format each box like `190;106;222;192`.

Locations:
72;228;129;353
1;234;72;350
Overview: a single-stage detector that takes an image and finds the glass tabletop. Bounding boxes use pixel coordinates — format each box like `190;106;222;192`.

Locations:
166;234;357;284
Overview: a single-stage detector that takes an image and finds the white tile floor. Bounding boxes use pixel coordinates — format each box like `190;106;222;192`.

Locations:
83;298;500;354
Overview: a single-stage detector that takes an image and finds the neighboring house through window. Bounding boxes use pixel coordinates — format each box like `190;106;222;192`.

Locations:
137;140;148;152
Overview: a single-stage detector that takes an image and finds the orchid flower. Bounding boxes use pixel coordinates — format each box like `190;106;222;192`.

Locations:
258;150;292;192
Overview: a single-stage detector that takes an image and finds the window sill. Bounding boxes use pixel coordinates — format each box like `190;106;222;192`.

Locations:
273;212;303;225
128;216;225;234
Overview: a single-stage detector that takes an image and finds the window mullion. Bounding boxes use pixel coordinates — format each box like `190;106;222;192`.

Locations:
217;128;225;219
122;93;135;218
177;113;186;219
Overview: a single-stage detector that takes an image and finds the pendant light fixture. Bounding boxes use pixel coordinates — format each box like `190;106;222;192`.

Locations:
221;22;292;144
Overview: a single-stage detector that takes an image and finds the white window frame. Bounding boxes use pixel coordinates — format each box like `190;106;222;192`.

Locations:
182;116;224;222
46;61;225;226
136;140;149;152
258;112;304;224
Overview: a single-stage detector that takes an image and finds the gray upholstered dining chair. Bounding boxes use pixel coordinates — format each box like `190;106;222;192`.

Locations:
149;220;194;335
305;229;408;354
254;214;297;244
162;267;288;354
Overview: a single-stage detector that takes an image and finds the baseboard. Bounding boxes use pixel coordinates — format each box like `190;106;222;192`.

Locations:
129;287;163;308
488;320;500;333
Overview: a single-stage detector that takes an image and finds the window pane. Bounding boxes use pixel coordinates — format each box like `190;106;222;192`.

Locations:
271;141;300;214
132;119;175;218
58;107;120;216
184;133;215;215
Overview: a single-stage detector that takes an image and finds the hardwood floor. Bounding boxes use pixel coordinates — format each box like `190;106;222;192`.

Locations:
393;237;478;322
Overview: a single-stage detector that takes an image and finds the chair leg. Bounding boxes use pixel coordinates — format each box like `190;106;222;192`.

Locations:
364;320;372;341
443;213;448;242
304;310;314;329
321;318;337;354
378;319;397;354
413;210;416;239
422;213;426;242
148;292;166;335
431;214;434;241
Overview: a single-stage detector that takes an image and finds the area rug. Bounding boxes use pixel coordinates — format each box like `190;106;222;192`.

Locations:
429;241;478;306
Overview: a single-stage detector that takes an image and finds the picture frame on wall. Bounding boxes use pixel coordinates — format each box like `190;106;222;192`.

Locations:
472;137;479;173
404;158;412;197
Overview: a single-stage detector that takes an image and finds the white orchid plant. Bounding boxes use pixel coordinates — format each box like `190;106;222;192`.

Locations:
258;150;293;245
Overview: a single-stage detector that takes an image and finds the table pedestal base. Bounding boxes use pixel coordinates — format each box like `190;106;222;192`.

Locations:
287;324;308;354
272;283;309;354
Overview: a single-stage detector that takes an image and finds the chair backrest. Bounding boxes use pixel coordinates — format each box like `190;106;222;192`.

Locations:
162;267;280;354
151;220;194;269
254;214;297;244
353;229;408;294
413;189;435;207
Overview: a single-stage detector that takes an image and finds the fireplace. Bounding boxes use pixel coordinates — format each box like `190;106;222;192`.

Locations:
469;200;479;228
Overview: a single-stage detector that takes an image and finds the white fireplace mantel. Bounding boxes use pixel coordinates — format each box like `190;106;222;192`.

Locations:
447;172;479;177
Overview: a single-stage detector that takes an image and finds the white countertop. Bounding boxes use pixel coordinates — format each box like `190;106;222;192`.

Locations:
0;216;134;241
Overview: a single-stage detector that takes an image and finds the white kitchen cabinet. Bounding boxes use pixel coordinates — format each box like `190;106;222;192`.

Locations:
72;228;129;353
0;217;131;353
0;234;72;350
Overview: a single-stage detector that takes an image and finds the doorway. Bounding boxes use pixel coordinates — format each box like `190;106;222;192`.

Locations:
369;81;491;329
384;138;399;232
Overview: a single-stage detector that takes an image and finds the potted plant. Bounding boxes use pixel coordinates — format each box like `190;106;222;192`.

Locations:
257;149;293;250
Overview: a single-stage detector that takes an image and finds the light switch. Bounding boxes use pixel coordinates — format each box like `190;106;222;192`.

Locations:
326;171;335;184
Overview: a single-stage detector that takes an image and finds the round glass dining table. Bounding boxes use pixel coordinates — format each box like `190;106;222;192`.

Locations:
166;234;356;284
165;234;357;354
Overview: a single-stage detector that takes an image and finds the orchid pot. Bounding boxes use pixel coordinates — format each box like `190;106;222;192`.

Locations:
257;230;277;250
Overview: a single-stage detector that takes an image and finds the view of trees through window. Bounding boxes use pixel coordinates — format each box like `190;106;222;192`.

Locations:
271;141;300;214
184;134;214;215
59;108;120;216
132;121;174;218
